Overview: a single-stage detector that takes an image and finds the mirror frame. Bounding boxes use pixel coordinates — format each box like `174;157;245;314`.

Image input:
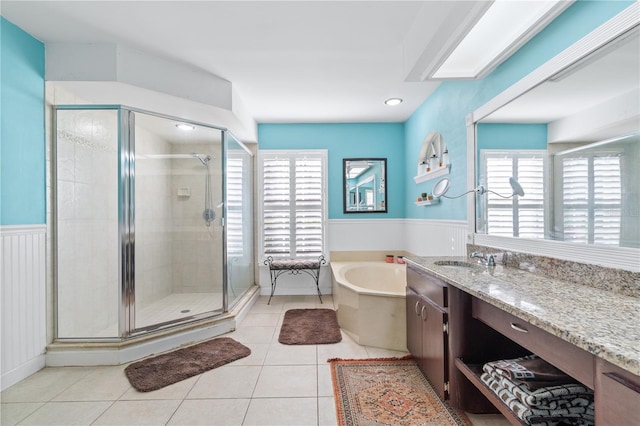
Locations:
343;158;388;214
466;5;640;272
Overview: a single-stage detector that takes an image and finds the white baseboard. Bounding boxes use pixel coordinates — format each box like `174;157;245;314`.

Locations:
1;355;46;391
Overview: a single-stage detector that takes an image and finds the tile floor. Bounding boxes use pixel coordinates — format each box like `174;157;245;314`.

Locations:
1;295;510;426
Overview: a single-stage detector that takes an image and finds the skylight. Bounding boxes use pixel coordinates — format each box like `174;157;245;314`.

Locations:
432;0;571;79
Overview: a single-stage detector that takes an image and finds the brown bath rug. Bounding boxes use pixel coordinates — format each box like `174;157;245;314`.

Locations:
278;308;342;345
124;337;250;392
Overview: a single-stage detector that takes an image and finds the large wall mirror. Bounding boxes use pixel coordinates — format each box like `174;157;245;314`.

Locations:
343;158;387;213
467;6;639;271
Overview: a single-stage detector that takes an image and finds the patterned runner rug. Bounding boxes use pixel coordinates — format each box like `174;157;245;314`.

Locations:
329;357;470;426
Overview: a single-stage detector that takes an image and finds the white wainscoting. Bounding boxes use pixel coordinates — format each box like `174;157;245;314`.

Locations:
1;225;47;390
403;219;469;256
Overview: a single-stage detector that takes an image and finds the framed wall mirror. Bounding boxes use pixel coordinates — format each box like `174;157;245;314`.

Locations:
343;158;387;213
466;6;639;271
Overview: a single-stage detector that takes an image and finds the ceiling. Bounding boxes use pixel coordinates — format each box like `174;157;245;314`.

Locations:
1;1;492;124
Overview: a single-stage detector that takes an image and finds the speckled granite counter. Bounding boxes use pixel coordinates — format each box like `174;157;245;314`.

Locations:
405;256;640;376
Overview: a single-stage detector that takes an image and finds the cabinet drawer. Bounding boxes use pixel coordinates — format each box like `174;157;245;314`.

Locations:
596;358;640;426
407;265;448;308
472;297;594;389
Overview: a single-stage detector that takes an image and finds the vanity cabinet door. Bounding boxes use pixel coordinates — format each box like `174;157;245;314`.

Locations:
406;287;423;358
406;286;448;400
420;297;448;400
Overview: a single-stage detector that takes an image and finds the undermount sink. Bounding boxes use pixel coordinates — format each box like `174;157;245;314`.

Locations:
434;260;478;270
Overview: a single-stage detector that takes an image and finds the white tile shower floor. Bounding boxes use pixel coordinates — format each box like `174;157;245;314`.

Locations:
1;295;510;426
135;292;224;329
93;293;224;337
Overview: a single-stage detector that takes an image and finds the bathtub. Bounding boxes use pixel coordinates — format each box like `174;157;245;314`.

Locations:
330;262;407;351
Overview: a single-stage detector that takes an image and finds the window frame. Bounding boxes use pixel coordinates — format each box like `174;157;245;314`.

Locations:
258;149;328;261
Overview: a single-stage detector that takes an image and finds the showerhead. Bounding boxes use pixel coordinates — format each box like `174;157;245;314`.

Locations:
190;152;211;166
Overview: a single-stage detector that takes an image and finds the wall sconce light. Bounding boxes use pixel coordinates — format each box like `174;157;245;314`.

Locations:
433;177;524;199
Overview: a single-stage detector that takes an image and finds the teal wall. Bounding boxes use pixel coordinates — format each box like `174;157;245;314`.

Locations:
403;0;633;220
257;123;405;219
1;18;46;225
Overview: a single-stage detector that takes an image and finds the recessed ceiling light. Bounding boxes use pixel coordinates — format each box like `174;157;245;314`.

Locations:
176;123;196;131
385;98;403;106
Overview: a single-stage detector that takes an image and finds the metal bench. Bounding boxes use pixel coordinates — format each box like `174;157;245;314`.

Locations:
263;255;326;304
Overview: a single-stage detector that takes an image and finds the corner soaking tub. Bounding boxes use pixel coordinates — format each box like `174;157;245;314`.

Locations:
330;262;407;351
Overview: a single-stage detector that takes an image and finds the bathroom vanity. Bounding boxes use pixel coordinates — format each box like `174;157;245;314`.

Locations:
404;257;640;426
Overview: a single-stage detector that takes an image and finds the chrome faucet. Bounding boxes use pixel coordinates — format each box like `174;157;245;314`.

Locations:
470;251;495;267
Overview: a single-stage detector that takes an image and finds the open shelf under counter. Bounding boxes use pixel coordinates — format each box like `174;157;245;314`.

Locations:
455;358;527;426
413;164;450;184
415;198;440;206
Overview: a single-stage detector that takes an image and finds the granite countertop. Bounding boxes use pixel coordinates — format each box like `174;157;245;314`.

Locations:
404;256;640;376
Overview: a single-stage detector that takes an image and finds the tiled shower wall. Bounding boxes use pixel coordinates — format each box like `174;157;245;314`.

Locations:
170;142;223;294
55;109;119;338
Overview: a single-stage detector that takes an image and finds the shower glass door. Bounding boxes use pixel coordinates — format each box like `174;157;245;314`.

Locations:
132;111;224;331
225;133;254;308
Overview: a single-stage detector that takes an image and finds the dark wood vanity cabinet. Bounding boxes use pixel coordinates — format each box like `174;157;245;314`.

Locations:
595;358;640;426
406;262;640;424
406;265;449;400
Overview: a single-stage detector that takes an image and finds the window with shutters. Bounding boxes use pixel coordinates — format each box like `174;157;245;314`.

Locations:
258;150;327;260
557;154;621;245
226;156;244;256
480;151;546;238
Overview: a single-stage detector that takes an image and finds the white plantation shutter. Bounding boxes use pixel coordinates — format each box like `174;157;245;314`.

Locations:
481;151;546;238
561;154;621;245
226;157;244;256
260;151;327;259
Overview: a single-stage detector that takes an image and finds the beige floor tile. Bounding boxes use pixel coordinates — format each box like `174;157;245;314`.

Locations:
119;375;199;400
231;343;270;366
92;400;180;425
253;365;317;398
0;367;92;402
247;301;284;314
19;401;112;425
0;402;44;426
316;334;369;362
227;326;276;344
52;366;131;402
241;313;281;327
187;365;261;399
317;364;334;397
318;396;338;426
243;397;317;426
167;399;250;425
264;343;317;365
282;300;323;311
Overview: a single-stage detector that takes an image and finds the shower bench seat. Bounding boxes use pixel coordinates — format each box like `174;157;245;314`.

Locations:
264;255;326;304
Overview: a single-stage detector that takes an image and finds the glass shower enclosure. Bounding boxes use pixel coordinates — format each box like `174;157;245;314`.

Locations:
53;106;254;339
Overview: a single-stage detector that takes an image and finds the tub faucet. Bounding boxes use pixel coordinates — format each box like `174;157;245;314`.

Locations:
470;251;495;267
